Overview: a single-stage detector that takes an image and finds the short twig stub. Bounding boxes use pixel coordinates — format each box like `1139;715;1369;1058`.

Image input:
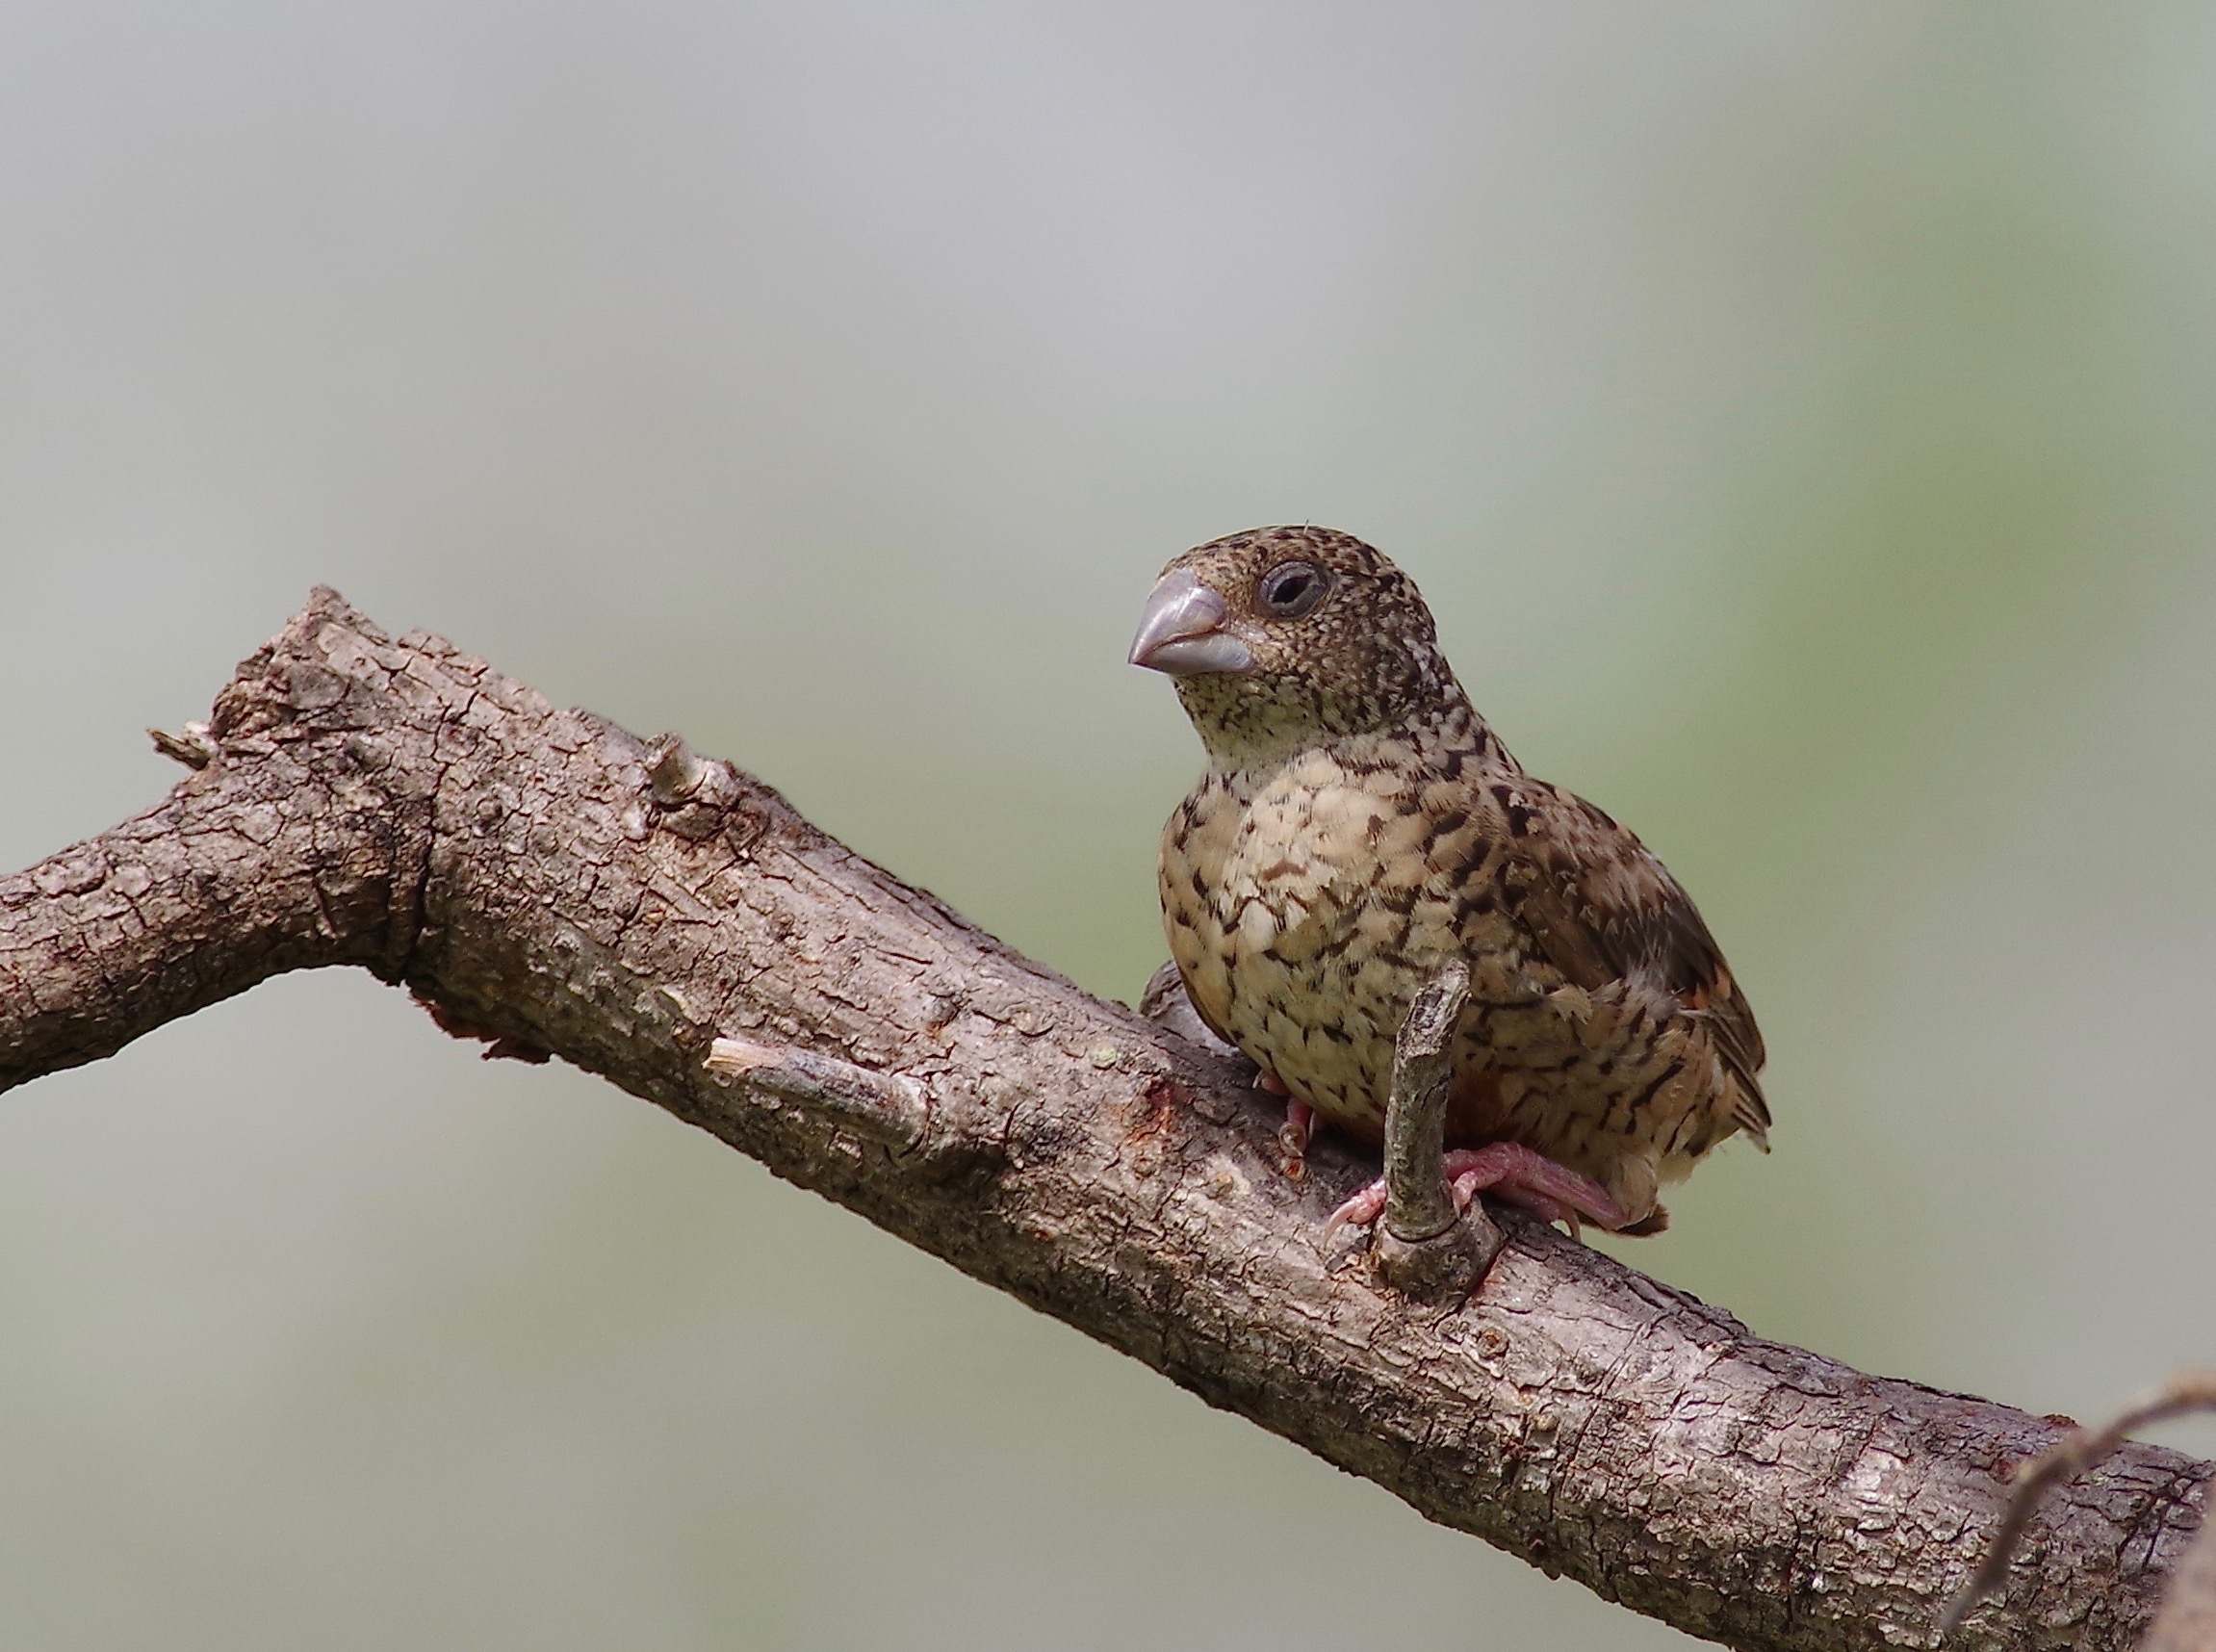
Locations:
705;1036;930;1151
1373;961;1501;1297
148;721;217;769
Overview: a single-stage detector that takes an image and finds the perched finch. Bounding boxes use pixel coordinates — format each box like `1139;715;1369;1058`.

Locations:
1131;527;1767;1237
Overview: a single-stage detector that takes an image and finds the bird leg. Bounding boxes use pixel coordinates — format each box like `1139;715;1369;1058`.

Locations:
1324;1143;1630;1242
1276;1106;1316;1178
1443;1143;1629;1239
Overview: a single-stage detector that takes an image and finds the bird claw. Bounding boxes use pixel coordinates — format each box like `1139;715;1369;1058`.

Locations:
1255;1067;1316;1179
1322;1179;1387;1244
1275;1097;1316;1179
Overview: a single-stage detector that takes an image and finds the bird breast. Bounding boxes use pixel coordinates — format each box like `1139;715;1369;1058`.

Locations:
1161;750;1477;1138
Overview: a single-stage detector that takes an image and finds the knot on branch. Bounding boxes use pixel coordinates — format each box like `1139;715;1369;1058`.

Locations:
705;1036;931;1152
641;733;778;850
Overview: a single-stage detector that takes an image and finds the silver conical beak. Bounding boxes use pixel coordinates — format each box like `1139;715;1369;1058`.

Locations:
1128;570;1254;677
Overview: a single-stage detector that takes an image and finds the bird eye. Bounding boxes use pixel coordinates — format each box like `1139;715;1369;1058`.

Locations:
1257;561;1328;618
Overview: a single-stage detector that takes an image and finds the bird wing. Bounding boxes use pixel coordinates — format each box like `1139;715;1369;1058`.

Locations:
1485;775;1770;1141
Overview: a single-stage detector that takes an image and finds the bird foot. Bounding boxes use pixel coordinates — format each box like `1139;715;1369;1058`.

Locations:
1323;1143;1629;1245
1276;1101;1316;1179
1256;1070;1316;1179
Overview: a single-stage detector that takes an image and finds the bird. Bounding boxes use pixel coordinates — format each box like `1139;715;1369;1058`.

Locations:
1129;526;1767;1238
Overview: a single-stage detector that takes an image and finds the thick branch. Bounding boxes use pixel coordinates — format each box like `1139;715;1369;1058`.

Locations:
1;591;2204;1652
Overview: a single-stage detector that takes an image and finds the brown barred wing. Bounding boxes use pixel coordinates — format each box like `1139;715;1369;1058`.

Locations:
1485;777;1770;1145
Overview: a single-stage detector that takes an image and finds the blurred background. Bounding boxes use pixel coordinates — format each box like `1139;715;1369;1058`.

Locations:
3;2;2213;1646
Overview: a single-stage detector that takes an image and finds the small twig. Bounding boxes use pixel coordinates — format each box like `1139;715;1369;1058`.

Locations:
704;1036;930;1151
148;721;217;769
1942;1372;2216;1635
1382;961;1469;1242
1373;961;1501;1297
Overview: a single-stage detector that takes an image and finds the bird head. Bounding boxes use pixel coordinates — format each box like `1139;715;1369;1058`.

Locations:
1129;526;1460;769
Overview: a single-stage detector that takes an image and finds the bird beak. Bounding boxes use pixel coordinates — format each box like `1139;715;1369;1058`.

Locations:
1128;570;1255;677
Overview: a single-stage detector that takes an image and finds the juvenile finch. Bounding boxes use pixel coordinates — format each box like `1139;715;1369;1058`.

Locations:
1131;527;1767;1237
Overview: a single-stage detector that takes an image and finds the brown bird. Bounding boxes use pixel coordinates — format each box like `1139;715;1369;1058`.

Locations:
1130;526;1767;1237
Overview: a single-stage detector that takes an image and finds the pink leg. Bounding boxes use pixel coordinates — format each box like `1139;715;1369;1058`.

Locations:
1442;1144;1629;1241
1323;1143;1628;1244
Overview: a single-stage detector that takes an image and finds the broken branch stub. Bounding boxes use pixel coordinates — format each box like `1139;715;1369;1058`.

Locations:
1371;960;1503;1297
1381;959;1470;1244
704;1036;931;1151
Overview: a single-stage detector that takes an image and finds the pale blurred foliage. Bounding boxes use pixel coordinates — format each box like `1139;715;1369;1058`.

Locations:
3;3;2214;1647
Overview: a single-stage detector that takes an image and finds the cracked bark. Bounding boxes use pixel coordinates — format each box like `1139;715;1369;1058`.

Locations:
1;589;2204;1652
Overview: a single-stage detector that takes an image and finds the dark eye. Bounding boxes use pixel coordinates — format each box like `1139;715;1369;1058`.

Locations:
1257;561;1328;618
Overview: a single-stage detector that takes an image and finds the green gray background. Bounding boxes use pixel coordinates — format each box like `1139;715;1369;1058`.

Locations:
4;3;2214;1647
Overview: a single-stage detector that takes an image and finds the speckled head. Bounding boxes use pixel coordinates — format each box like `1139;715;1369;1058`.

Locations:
1130;526;1462;768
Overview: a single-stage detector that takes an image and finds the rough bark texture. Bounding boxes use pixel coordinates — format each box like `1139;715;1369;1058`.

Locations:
1;591;2204;1652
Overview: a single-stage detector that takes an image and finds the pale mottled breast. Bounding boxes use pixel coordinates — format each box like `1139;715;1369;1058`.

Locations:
1158;738;1507;1137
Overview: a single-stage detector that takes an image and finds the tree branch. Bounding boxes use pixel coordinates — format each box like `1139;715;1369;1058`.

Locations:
1;591;2204;1651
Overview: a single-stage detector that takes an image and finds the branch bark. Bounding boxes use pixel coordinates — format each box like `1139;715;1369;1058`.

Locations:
1;590;2204;1651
